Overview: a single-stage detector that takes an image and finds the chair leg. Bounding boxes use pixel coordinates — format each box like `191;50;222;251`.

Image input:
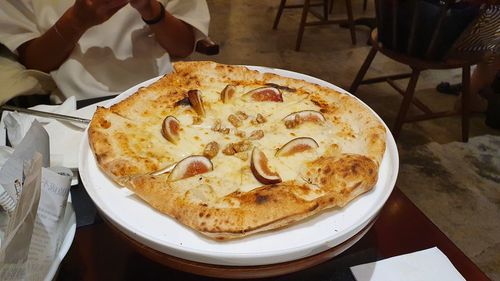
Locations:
296;0;311;51
345;0;357;45
393;69;421;140
349;46;377;94
323;0;329;20
461;65;471;142
273;0;287;29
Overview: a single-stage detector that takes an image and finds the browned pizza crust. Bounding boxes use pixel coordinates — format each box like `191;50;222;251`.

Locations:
129;176;321;240
128;153;378;240
88;61;387;240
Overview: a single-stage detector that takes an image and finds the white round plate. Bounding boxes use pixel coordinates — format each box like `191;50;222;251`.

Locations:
79;66;399;266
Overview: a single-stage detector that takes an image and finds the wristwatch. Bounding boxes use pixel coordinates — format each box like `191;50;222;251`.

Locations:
142;2;165;25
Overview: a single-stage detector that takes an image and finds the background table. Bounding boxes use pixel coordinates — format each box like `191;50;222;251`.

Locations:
57;185;490;281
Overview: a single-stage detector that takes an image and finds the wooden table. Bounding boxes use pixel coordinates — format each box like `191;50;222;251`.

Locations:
56;187;490;281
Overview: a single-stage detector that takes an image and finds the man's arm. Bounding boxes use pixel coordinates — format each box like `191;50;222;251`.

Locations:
18;0;129;73
130;0;196;58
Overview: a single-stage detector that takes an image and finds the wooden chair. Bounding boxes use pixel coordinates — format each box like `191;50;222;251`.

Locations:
273;0;356;51
349;29;479;142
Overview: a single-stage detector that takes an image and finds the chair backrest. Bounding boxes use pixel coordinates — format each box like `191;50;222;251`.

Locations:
374;0;481;61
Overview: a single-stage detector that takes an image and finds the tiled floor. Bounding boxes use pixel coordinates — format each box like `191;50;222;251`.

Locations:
191;1;500;279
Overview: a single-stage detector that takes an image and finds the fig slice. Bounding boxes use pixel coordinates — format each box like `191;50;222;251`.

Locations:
168;155;213;181
283;110;326;123
188;89;206;117
161;116;181;144
276;137;319;157
221;84;236;103
282;110;326;128
243;87;283;102
250;147;282;185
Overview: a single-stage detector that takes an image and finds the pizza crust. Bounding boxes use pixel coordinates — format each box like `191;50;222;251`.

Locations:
88;61;387;240
127;153;378;240
129;176;321;239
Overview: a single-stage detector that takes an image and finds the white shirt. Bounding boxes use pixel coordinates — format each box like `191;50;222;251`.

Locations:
0;0;210;100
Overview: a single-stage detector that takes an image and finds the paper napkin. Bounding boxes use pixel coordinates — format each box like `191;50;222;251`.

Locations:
350;247;465;281
2;96;76;142
1;97;102;169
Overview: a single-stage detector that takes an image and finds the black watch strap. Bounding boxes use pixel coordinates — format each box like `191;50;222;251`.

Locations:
142;2;165;25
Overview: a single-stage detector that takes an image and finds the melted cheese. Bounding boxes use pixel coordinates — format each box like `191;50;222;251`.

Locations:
147;84;346;198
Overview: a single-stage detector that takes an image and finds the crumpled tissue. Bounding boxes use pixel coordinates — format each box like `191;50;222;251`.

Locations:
1;96;87;169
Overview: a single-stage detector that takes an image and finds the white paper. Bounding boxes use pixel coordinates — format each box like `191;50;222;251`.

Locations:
0;153;43;280
0;147;17;233
0;97;77;148
3;113;36;148
0;98;87;170
45;121;85;169
0;121;49;203
0;184;16;213
28;97;77;124
0;122;73;281
350;247;465;281
0;146;15;172
0;97;101;170
26;168;71;275
0;116;6;147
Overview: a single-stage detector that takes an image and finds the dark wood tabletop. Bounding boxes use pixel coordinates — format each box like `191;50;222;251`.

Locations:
56;187;490;281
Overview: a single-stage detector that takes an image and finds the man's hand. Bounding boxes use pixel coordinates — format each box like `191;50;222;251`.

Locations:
70;0;130;30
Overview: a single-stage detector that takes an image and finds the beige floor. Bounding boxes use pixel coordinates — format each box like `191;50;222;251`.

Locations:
191;0;500;279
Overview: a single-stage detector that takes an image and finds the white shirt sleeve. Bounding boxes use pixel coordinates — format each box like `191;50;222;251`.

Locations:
164;0;210;40
0;1;41;54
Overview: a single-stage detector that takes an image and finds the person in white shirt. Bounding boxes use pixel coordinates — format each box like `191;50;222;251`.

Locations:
0;0;210;100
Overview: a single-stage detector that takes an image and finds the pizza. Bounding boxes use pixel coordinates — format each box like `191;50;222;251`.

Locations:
88;61;386;240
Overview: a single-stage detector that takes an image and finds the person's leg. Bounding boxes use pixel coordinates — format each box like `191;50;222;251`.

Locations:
471;55;500;97
456;54;500;112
